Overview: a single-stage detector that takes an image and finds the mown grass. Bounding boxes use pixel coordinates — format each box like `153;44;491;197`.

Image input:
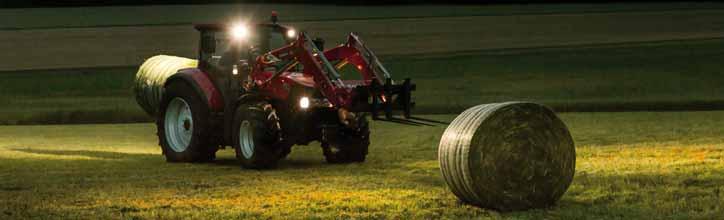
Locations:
3;2;723;29
0;68;145;124
394;38;724;113
1;111;722;219
2;38;724;125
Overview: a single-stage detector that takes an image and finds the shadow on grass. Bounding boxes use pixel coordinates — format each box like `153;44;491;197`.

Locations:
277;159;330;170
8;148;155;160
210;158;329;170
9;147;334;170
8;110;152;125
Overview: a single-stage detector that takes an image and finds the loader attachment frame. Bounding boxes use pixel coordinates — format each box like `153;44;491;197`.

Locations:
322;33;417;119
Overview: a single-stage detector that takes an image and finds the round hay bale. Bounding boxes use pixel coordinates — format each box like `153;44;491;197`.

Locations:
134;55;198;116
438;102;575;211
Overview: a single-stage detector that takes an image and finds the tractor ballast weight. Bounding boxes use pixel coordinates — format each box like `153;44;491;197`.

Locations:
133;13;416;168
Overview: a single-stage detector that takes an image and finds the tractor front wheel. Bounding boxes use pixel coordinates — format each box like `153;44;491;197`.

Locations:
323;116;370;163
233;101;283;169
157;81;216;162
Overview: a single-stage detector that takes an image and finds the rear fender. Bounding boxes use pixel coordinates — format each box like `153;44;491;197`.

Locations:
165;68;224;112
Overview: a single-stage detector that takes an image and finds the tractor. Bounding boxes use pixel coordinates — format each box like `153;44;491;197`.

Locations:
135;12;415;169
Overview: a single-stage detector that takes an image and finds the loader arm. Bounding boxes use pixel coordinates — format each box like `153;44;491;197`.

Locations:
254;32;415;118
323;33;391;86
255;32;353;108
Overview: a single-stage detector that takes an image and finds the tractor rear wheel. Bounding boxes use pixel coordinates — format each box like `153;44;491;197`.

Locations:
323;116;370;163
157;81;216;162
233;101;283;169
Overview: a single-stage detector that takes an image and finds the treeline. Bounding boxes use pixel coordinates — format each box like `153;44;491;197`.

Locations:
1;0;708;8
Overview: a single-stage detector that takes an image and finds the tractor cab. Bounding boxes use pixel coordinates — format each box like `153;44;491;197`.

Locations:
194;23;295;76
194;16;301;117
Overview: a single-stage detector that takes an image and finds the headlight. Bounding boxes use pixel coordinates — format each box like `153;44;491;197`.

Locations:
230;24;249;40
286;29;296;39
299;97;310;109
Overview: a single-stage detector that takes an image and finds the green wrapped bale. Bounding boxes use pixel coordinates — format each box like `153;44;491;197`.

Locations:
438;102;575;211
134;55;198;116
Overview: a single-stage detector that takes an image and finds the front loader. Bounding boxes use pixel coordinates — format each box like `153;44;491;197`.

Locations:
134;12;415;169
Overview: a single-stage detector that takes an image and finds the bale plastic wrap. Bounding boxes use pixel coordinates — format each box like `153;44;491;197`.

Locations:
438;102;575;211
134;55;198;116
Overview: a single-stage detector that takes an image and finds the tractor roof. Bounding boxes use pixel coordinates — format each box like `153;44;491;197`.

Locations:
194;24;226;32
194;23;289;32
196;11;285;32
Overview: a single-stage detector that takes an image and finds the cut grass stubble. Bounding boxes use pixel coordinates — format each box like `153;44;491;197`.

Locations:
0;111;722;219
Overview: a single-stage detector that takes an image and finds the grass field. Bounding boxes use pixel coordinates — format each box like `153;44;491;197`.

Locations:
2;38;724;125
1;111;723;219
2;3;723;219
4;2;724;29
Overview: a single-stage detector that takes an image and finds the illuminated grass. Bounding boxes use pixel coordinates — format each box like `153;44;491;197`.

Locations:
1;112;723;219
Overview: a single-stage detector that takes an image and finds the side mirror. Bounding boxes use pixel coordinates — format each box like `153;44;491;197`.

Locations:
201;35;216;54
312;38;325;51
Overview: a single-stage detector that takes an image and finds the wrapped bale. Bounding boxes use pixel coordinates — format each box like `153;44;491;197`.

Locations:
134;55;198;116
438;102;575;211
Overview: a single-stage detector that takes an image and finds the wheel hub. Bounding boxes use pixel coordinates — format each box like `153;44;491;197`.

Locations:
239;120;255;159
183;119;191;131
164;97;193;153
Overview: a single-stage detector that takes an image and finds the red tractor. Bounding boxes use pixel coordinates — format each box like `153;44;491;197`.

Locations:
137;13;415;169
